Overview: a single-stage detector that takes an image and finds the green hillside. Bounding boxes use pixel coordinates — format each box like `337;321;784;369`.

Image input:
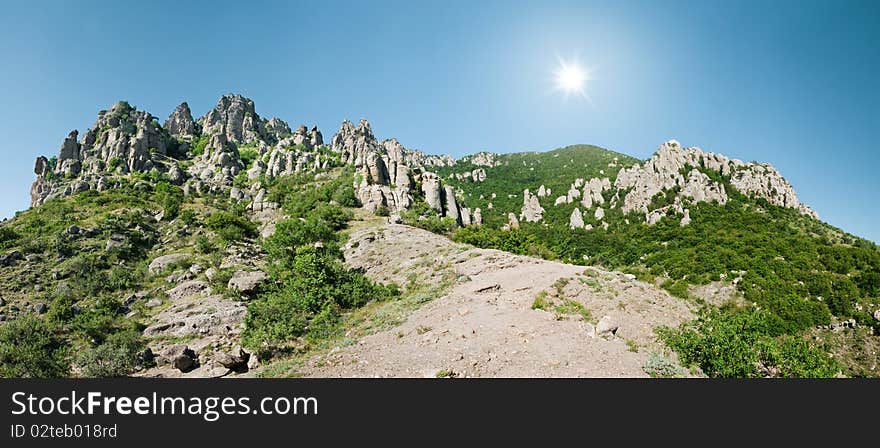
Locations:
437;144;880;377
435;145;638;228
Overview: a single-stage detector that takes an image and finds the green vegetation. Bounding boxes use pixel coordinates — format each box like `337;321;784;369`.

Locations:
242;168;399;359
205;211;257;244
0;316;69;378
436;144;637;228
190;134;210;156
660;307;839;378
238;145;260;167
439;144;880;377
531;291;550;311
642;352;687;378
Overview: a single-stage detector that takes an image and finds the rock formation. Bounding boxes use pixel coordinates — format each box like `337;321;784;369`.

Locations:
569;208;585;229
200;94;267;144
614;140;817;224
164;102;197;140
520;189;544;222
329;119;472;226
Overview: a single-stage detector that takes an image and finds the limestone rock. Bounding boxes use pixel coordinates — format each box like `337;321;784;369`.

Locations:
422;172;443;212
473;208;483;226
569;208;585;229
165;280;210;302
680;209;691;226
520;189;544;222
200;94;267;144
148;253;189;274
227;270;268;294
164;102;197;139
596;315;619;338
264;117;291;141
507;213;520;230
217;347;251;373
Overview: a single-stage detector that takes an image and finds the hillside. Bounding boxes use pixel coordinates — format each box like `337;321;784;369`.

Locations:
1;93;878;378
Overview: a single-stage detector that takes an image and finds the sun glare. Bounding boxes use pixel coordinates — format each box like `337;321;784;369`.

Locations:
553;59;591;100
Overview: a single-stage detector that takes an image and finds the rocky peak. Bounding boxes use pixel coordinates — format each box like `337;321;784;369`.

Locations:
331;119;379;167
264;118;291;141
200;94;266;144
614;139;816;225
30;100;171;206
164;102;197;140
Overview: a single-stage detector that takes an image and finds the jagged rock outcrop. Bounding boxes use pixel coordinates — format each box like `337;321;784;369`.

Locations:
164;102;197;140
581;177;610;209
200;94;267;144
473;208;483;226
329;119;470;224
460;151;500;167
30;101;172;206
186;132;244;188
614;140;815;224
264;118;291;141
451;168;487;182
731;164;817;217
332;119;378;167
520;189;544;222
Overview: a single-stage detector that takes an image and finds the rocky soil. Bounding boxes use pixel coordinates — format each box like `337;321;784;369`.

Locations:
291;220;696;378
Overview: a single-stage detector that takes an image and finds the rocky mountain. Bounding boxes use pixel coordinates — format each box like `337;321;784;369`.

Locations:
2;93;879;379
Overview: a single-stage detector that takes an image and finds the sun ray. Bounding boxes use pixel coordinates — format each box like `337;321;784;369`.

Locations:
553;57;593;102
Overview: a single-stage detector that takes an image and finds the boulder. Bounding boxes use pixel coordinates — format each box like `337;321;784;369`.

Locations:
596;315;619;338
172;347;199;373
227;270;268;294
165;280;210;302
217;347;251;373
148;253;189;274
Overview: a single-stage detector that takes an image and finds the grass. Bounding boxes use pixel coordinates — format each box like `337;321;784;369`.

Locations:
531;291;550;311
254;261;457;377
554;299;593;322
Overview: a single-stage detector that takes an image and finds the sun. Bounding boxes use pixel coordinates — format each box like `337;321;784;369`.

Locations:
553;58;591;100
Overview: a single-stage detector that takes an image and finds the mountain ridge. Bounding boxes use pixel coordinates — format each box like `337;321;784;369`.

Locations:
3;93;878;379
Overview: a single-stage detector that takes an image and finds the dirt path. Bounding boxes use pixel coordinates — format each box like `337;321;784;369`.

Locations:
297;221;695;378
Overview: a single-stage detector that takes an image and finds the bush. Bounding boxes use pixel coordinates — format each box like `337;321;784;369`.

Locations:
76;330;146;377
205;211;257;243
642;353;687;378
190;134;209;156
661;307;839;378
155;181;183;220
0;226;19;250
0;316;69;378
331;184;359;207
195;235;215;254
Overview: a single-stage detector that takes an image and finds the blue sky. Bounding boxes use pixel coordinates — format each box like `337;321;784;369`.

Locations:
1;0;877;241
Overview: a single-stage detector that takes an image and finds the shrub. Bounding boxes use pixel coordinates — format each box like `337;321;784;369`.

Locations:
0;226;19;250
76;330;146;377
239;147;259;168
205;211;257;244
195;235;215;254
642;353;687;378
661;307;838;378
331;184;359;207
155;181;183;220
190;134;210;156
0;316;69;378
